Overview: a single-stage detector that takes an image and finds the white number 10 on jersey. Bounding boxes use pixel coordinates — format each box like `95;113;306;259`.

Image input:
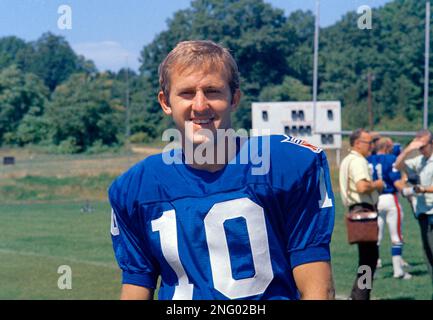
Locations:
151;198;274;300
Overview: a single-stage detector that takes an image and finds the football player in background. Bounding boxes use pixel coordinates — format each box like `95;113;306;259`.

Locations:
368;137;411;279
108;40;335;300
370;132;382;155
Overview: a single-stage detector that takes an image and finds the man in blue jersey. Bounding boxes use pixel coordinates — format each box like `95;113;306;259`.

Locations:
368;137;411;279
108;40;335;300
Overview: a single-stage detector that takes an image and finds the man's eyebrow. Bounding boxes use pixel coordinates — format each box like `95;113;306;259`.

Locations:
175;84;225;91
175;86;195;92
204;85;224;90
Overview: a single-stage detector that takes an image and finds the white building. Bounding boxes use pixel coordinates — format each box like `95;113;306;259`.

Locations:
251;101;342;150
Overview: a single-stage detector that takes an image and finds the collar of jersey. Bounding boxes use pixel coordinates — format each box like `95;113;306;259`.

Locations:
176;137;245;180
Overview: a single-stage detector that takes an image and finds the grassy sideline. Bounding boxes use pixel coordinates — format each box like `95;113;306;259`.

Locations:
0;147;431;299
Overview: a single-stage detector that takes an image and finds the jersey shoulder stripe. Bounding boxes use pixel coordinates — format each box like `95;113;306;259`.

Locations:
280;135;323;154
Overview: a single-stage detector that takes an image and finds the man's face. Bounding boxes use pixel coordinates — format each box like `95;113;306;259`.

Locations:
158;65;240;145
354;132;373;157
417;135;433;158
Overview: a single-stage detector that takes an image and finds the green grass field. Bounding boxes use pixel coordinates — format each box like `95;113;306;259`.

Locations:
0;201;120;299
0;148;432;300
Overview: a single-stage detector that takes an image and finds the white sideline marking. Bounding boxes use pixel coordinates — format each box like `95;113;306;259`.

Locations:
0;248;118;269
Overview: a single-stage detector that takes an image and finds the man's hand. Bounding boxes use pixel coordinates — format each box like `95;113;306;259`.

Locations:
373;179;384;192
293;261;335;300
414;185;425;193
414;185;433;193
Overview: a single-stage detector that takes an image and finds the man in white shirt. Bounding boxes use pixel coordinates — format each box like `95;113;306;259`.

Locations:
395;129;433;292
339;128;384;300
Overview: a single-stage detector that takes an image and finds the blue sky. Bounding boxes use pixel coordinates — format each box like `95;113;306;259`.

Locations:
0;0;392;71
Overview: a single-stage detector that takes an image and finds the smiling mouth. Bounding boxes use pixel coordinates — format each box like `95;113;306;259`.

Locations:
191;117;215;125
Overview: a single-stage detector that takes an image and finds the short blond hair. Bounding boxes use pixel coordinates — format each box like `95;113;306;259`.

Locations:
158;40;240;100
376;137;393;153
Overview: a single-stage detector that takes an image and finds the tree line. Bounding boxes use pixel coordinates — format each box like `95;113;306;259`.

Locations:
0;0;429;152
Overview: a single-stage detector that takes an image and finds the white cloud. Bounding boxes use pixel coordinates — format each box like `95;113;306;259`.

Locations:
72;41;139;72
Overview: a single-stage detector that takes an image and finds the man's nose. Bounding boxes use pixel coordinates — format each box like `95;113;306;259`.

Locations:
192;90;209;112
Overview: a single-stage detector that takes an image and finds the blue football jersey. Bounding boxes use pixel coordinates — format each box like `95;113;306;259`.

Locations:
368;154;401;194
392;143;401;157
108;135;335;300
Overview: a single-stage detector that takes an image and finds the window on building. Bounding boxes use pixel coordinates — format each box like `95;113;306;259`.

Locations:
298;110;305;121
291;126;298;136
327;110;334;121
306;126;312;136
262;110;268;121
299;125;305;136
321;134;335;145
284;126;290;136
321;134;328;144
291;110;298;121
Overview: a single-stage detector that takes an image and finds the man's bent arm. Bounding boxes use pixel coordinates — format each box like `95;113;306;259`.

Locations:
394;150;410;171
120;284;154;300
395;139;423;171
293;261;335;300
356;179;383;194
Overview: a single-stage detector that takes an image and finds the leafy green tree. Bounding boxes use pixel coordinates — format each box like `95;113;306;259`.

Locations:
259;76;312;102
320;0;426;129
45;73;123;152
0;65;49;144
3;0;433;151
29;32;96;91
285;10;315;86
139;0;300;131
15;107;51;145
129;75;167;142
0;36;34;71
110;69;164;142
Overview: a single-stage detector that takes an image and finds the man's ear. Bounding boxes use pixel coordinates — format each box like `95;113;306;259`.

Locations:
158;91;172;115
230;89;241;111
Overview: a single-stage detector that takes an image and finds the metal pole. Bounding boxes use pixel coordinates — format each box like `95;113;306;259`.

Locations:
367;71;374;130
125;61;130;140
424;0;430;129
313;0;320;133
125;56;131;164
336;149;341;167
